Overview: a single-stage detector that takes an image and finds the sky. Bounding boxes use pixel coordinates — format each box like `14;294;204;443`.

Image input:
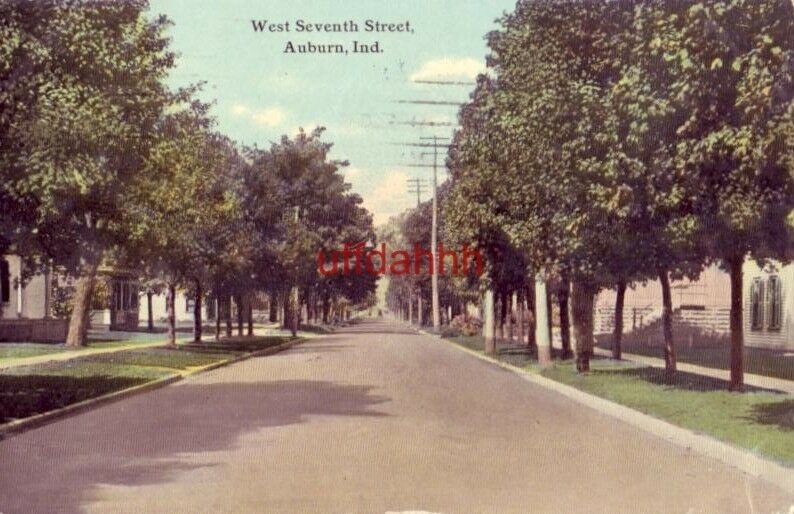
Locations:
147;0;517;226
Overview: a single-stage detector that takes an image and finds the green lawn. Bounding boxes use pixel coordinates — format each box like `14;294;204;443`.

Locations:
0;361;171;424
80;347;234;369
443;335;794;466
0;336;296;424
179;335;296;353
542;361;794;466
0;344;68;363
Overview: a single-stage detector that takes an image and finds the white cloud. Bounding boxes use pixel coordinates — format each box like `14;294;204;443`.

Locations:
410;57;484;82
230;103;250;116
229;103;287;128
363;170;416;226
251;107;286;127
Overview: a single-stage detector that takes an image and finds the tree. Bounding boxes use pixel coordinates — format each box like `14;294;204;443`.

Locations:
666;0;793;390
128;103;250;345
0;1;177;346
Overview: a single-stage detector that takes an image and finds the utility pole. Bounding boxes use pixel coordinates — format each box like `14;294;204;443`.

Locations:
290;206;300;337
390;81;463;331
406;177;428;207
396;138;452;332
420;135;449;332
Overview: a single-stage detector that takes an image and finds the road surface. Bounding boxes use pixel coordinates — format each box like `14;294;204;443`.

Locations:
1;320;792;514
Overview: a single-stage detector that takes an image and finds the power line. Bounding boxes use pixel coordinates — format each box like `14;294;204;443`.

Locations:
406;178;429;207
412;80;476;86
390;142;456;148
389;120;456;128
395;100;463;106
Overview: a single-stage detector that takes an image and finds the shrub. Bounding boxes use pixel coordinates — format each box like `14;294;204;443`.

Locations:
450;314;483;336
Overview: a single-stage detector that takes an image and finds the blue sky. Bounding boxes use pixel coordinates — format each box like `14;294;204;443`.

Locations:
148;0;516;225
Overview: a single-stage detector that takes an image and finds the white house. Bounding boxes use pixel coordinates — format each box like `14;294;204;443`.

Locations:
595;259;793;350
0;254;66;342
744;260;792;349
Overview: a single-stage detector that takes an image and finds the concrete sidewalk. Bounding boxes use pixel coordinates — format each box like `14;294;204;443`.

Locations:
592;347;794;394
493;329;794;395
0;340;172;370
0;327;326;371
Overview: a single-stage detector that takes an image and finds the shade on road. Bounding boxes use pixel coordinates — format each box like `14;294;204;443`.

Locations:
0;320;791;513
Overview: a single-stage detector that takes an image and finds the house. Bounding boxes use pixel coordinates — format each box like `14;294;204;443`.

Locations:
0;254;66;342
594;259;794;350
744;260;792;349
139;289;215;325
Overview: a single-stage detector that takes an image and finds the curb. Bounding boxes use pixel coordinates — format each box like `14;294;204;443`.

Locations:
0;373;182;440
183;337;305;376
0;337;305;440
426;330;794;495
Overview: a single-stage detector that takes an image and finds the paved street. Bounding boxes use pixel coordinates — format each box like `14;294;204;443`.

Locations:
0;320;792;514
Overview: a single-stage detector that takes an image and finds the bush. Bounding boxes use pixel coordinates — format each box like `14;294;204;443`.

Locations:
450;314;483;336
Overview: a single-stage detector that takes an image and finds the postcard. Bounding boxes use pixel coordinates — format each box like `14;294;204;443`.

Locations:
0;1;792;513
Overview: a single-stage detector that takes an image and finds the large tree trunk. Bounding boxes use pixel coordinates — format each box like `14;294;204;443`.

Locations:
236;294;244;336
516;291;525;345
535;274;552;368
290;286;299;336
506;292;514;342
322;293;330;324
193;279;202;343
613;280;627;360
483;289;496;356
146;291;154;332
526;281;536;348
166;282;176;347
558;275;572;359
247;296;254;336
65;257;100;347
497;290;507;341
658;266;676;376
571;281;595;373
727;255;744;392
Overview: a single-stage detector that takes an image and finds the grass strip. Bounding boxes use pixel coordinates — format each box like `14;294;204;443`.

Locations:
443;334;794;466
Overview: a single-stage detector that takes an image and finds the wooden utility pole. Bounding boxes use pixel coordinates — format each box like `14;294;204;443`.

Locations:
420;135;449;332
397;138;452;332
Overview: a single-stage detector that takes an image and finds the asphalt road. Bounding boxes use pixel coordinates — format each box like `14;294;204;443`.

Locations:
1;319;792;514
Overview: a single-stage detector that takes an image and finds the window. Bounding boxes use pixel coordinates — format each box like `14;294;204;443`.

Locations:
767;275;783;331
750;278;764;331
0;259;9;303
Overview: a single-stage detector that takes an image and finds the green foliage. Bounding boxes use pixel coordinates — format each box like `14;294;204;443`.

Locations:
50;276;75;320
446;0;793;300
